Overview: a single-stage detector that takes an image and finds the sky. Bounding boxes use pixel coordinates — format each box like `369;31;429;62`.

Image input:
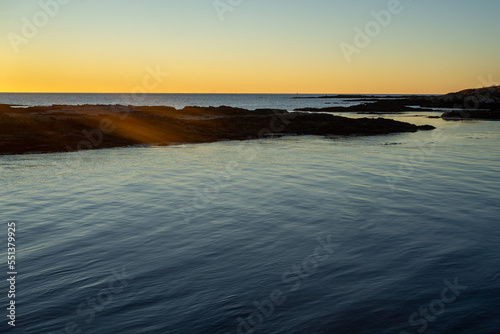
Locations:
1;0;500;94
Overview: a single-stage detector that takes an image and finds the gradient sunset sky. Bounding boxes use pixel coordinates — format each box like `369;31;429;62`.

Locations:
1;0;499;94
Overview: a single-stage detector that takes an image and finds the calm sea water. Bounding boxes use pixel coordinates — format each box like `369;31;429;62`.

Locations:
1;94;499;333
0;93;414;111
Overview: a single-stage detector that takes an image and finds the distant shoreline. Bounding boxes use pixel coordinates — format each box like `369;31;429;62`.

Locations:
295;86;500;120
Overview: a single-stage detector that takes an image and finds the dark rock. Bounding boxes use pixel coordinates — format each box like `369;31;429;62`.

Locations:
0;104;434;155
295;99;432;113
442;109;500;120
294;86;500;119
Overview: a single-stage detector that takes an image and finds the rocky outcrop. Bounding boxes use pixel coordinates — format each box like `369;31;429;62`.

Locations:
442;109;500;120
294;86;500;120
432;86;500;120
0;104;434;155
439;86;500;105
296;99;432;113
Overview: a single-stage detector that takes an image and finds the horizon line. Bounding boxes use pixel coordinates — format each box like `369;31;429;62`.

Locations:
0;91;443;95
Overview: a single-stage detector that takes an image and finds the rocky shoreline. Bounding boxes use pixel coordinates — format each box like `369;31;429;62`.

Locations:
294;86;500;120
0;104;434;155
295;99;434;113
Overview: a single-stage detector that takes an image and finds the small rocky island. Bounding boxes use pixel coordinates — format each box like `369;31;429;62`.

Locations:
0;104;434;155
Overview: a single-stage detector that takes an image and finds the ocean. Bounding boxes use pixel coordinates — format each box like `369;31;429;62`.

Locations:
1;94;499;333
0;93;413;110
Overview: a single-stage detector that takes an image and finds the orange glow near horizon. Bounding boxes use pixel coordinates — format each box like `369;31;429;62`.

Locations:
2;56;493;95
1;1;499;94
